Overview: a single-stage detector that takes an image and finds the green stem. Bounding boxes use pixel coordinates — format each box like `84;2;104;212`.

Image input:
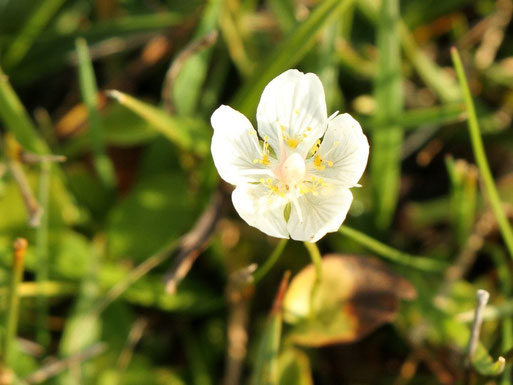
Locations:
304;242;323;318
253;239;288;284
3;238;27;366
338;225;446;271
304;242;322;280
451;47;513;260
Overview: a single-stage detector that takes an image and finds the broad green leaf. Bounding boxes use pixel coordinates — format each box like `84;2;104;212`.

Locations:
472;345;506;376
98;263;222;314
107;90;210;156
283;255;416;346
107;174;195;261
278;348;313;385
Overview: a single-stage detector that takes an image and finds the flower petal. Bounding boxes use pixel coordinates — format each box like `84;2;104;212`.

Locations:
211;105;272;185
232;183;289;239
287;186;353;242
308;113;369;187
256;69;327;158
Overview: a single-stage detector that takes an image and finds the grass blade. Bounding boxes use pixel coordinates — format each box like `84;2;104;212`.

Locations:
451;47;513;259
371;0;404;229
0;65;80;223
107;90;210;156
75;38;116;192
251;272;289;385
0;66;48;154
3;0;66;68
338;225;447;271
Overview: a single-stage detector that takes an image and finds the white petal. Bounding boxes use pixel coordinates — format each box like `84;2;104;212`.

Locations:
211;105;271;185
287;186;353;242
307;113;369;188
256;69;327;158
232;183;289;239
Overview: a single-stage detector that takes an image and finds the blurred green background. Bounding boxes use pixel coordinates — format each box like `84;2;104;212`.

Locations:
1;0;513;383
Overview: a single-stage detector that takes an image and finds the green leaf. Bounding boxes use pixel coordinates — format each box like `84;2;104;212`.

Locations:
277;348;313;385
472;345;506;376
107;90;210;156
283;255;416;346
107;174;195;261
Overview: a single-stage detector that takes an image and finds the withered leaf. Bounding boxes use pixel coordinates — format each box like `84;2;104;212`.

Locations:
283;254;416;347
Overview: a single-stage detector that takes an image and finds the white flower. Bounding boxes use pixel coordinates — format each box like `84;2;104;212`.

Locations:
210;69;369;242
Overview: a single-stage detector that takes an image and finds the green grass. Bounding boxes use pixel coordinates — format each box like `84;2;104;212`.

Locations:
0;0;513;383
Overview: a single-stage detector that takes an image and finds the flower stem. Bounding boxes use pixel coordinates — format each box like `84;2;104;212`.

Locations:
304;242;323;317
304;242;322;280
3;238;27;367
450;47;513;260
338;225;447;271
253;239;288;285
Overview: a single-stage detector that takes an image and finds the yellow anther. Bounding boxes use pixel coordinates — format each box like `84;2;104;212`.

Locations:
249;130;255;136
307;127;312;131
261;154;270;165
313;154;325;170
280;125;286;131
253;159;259;164
286;137;300;149
327;160;334;167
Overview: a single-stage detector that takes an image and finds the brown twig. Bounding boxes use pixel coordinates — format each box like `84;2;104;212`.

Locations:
22;343;107;384
117;319;148;373
19;152;66;164
164;184;229;293
161;30;218;113
222;264;257;385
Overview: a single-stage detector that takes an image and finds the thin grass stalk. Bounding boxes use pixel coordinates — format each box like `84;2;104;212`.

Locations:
338;225;446;271
4;239;28;366
450;47;513;259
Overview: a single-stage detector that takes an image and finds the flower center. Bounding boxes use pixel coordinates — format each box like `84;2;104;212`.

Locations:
276;152;306;187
